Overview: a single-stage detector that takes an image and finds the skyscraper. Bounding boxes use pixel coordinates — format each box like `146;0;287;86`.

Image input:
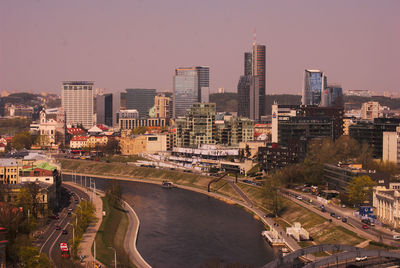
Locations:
62;81;94;129
173;67;198;117
237;42;266;121
244;52;252;76
302;70;327;106
196;66;210;103
125;88;156;119
321;84;343;107
96;93;113;126
252;44;266;116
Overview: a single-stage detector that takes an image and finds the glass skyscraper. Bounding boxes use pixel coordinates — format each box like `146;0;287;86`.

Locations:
253;44;266;117
302;69;327;106
125;88;156;119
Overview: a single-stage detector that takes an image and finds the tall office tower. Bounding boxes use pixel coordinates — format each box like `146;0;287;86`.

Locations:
321;84;344;107
62;81;94;129
252;44;266;116
112;92;123;128
154;93;171;119
244;52;252;76
302;69;327;106
96;93;113;126
237;75;251;118
173;67;198;117
125;88;156;119
195;66;210;103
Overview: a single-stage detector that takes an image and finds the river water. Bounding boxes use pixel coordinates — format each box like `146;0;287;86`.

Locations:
64;175;278;267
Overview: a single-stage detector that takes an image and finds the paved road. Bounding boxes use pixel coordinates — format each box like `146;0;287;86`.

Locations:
282;189;400;247
39;184;89;267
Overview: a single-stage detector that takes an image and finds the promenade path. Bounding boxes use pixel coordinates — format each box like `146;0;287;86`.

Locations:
64;181;105;268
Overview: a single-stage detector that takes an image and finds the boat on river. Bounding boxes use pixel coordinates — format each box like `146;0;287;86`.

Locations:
162;181;177;189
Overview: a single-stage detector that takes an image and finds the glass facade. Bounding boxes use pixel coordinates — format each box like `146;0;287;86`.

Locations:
125;88;156;119
303;70;326;106
173;68;198;117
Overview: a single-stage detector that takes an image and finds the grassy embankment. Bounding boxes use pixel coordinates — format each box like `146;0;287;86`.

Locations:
60;159;244;203
94;197;134;267
237;183;365;247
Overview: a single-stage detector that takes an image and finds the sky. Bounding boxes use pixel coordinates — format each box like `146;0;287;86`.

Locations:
0;0;399;95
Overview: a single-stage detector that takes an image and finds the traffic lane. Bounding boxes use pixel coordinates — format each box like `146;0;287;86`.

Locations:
49;185;89;267
281;191;400;246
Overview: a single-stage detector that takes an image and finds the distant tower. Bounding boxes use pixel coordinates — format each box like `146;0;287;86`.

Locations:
252;43;266;117
62;81;94;128
302;69;327;106
195;66;210;103
244;52;252;76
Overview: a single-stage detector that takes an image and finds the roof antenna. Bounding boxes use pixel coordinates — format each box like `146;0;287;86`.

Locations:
253;27;257;45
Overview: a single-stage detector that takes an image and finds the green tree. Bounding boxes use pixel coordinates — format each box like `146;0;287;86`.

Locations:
347;175;377;206
103;138;121;155
12;131;35;150
19;246;52;267
131;126;148;135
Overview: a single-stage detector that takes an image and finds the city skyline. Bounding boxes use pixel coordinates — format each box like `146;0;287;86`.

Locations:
0;0;399;95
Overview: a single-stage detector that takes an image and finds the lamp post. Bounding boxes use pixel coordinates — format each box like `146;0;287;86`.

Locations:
108;247;117;268
71;212;78;226
67;223;75;245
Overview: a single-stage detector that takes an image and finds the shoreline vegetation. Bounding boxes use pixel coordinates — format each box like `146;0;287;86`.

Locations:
60;159;389;251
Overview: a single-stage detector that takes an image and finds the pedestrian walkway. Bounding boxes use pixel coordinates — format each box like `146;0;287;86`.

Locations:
64;182;105;267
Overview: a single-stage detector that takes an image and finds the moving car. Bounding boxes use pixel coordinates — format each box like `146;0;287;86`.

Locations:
62;229;68;235
362;224;369;229
330;212;335;217
55;225;61;230
355;256;367;262
393;235;400;240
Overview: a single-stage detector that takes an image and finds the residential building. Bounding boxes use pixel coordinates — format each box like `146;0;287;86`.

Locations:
96;93;113;126
349;118;400;158
0;159;23;184
302;70;327;106
125;88;156;119
154;93;171;119
70;136;88;149
258;143;300;172
87;135;108;148
383;126;400;165
361;101;381;121
175;103;216;148
62;81;94;129
216;117;254;146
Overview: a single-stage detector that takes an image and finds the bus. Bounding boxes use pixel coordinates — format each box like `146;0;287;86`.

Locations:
60;243;70;258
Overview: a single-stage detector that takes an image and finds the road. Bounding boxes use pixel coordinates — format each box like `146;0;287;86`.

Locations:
281;188;400;247
38;183;89;267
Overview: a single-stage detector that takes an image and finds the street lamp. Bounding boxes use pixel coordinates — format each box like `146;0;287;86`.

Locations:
67;222;75;245
71;212;78;226
108;247;117;268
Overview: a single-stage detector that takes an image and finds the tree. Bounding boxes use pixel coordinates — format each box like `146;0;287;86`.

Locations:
25;183;42;219
103;138;121;155
347;175;377;206
238;149;244;161
263;175;284;217
12;131;35;150
19;246;51;267
105;181;122;207
131;126;148;135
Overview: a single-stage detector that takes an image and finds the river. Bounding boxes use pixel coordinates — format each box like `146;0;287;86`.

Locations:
63;175;278;267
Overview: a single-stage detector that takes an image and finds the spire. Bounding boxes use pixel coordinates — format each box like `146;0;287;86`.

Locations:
253;27;257;46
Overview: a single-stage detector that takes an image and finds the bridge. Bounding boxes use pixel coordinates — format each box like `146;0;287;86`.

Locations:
263;244;400;268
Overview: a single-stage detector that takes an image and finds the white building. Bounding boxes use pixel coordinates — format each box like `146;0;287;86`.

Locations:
361;101;381;121
30;108;65;146
373;181;400;227
62;81;94;129
383;126;400;165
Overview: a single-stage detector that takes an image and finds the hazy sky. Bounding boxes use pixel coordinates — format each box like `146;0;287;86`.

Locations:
1;0;399;95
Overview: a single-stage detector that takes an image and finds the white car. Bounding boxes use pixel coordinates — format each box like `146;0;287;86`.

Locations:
393;235;400;240
297;196;302;200
355;256;367;262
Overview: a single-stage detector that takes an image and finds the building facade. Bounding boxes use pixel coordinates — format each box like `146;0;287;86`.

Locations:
252;44;266;117
96;93;113;126
321;84;343;107
361;101;381;121
0;159;23;184
302;70;327;106
154;93;171;119
125;88;156;119
119;117;167;130
383;126;400;165
62;81;94;129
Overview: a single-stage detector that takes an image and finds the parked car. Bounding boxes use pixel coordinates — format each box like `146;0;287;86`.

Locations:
355;256;367;262
342;217;347;223
341;204;346;208
330;212;335;217
337;216;341;220
296;196;302;200
362;224;369;229
361;219;370;224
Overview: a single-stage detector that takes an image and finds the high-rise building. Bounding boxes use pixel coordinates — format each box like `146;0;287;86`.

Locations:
196;66;210;103
173;67;198;118
96;93;113;126
125;88;156;119
244;52;252;76
361;101;381;121
62;81;94;129
321;84;343;107
302;70;327;106
252;44;266;116
383;126;400;165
